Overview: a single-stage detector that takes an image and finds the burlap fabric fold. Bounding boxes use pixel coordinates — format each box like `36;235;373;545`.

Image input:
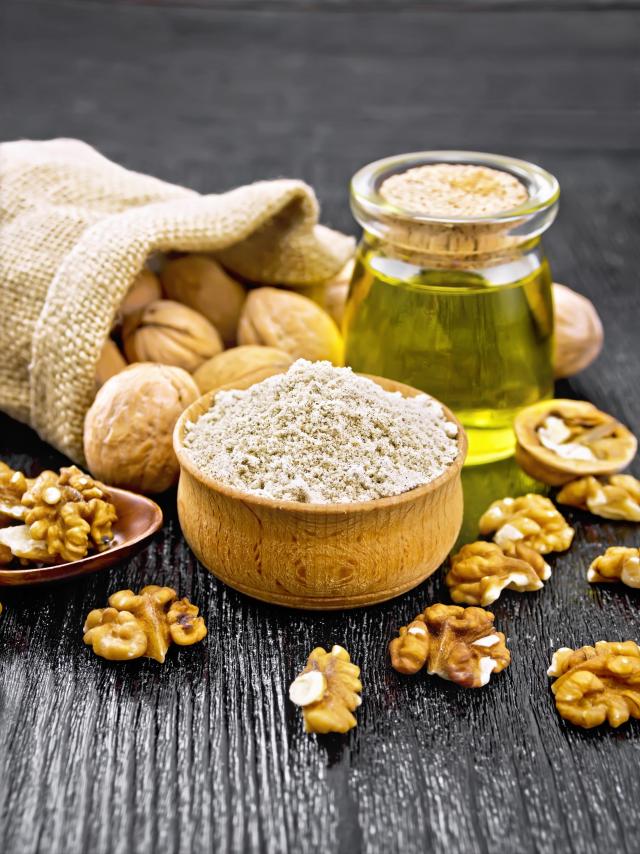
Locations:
0;138;354;463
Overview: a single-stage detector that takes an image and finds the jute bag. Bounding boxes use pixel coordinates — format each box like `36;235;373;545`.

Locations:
0;138;354;463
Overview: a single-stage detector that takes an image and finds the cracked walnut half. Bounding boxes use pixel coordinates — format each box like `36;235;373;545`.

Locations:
514;399;637;486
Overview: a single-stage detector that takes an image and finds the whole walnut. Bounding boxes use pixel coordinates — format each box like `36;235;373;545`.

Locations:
123;299;223;373
160;255;246;347
119;269;162;320
83;363;199;493
192;345;294;394
553;283;603;378
287;258;354;327
238;287;343;365
323;258;353;326
95;338;127;388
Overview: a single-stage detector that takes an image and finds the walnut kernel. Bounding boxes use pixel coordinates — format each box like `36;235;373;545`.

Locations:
446;541;550;606
479;493;574;554
389;604;510;688
0;524;55;564
83;608;148;661
167;598;208;645
548;641;640;728
0;461;29;523
556;474;640;522
289;645;362;734
588;547;640;588
84;585;207;663
20;466;116;563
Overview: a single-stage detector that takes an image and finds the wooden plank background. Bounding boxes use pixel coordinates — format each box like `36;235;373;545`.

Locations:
1;2;639;852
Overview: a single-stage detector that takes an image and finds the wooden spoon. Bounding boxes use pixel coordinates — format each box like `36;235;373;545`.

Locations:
0;487;163;586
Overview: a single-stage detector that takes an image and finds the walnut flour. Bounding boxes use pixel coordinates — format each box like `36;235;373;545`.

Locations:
183;359;459;504
380;163;528;218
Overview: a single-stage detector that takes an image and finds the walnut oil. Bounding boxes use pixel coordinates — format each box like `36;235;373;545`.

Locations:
344;152;560;465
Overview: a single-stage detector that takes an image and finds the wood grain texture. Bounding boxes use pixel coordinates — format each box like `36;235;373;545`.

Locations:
174;377;465;609
1;2;640;852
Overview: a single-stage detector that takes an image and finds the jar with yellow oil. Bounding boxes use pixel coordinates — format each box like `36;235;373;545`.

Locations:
344;151;559;465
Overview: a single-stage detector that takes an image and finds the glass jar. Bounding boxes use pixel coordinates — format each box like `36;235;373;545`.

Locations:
344;151;560;465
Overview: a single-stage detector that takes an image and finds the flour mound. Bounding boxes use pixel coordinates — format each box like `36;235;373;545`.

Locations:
184;359;459;504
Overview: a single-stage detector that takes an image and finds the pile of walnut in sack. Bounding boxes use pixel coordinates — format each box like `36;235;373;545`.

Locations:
86;253;352;495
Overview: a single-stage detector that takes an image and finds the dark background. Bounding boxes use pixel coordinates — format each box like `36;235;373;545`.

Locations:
1;2;640;853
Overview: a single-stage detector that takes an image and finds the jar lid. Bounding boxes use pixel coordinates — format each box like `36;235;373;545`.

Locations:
350;151;560;257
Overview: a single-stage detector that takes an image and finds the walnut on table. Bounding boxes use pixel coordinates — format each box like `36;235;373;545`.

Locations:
166;598;209;645
83;585;207;663
446;541;551;606
289;645;362;734
389;604;510;688
587;547;640;588
479;493;574;555
83;608;148;660
547;641;640;728
556;474;640;522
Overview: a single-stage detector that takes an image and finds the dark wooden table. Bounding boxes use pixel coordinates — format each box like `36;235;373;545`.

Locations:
1;2;639;852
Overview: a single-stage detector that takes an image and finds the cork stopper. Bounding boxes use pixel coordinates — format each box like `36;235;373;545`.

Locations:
380;163;528;218
350;152;559;266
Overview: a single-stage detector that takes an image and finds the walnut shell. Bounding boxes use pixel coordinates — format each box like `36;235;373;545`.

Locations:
123;299;223;373
119;269;162;320
323;259;353;327
160;255;246;347
83;363;199;493
192;345;294;395
238;287;343;364
95;338;127;388
286;258;354;327
514;399;637;486
553;283;603;378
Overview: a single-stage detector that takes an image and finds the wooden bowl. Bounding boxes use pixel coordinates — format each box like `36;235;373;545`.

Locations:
0;488;163;587
173;375;467;610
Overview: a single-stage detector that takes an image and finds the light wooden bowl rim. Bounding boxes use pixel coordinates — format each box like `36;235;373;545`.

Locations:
173;373;467;515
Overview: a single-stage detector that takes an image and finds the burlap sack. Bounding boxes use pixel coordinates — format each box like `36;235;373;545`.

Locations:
0;138;354;463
